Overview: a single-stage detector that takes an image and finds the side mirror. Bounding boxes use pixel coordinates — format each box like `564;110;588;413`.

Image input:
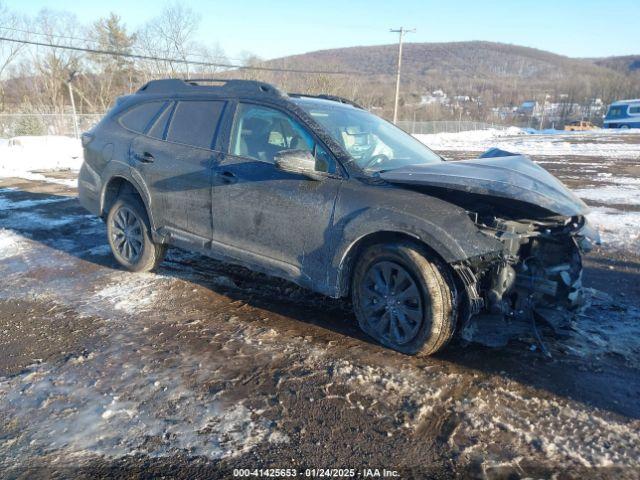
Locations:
274;149;322;180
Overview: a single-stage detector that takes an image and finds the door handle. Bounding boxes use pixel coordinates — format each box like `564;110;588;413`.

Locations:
133;151;155;163
218;170;237;184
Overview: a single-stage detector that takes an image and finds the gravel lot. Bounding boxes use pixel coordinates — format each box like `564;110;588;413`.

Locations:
1;132;639;479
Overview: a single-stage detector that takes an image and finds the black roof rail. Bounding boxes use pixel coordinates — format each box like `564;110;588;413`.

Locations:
136;78;286;97
288;92;363;109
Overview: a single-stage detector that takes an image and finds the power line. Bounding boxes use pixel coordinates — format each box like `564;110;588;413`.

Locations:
0;35;364;76
0;25;244;63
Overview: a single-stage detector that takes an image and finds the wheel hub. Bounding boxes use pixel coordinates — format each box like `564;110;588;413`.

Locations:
111;206;143;263
360;261;424;345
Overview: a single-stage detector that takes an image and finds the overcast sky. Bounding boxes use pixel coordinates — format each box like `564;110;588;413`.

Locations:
5;0;639;61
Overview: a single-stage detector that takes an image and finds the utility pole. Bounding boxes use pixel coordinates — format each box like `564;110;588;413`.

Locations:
66;70;79;139
390;27;415;124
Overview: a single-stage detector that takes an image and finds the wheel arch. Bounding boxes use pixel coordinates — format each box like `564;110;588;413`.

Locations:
336;230;461;299
100;175;157;233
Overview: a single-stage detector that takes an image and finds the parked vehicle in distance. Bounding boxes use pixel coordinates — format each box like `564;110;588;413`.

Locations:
603;99;640;129
564;120;597;131
78;79;599;356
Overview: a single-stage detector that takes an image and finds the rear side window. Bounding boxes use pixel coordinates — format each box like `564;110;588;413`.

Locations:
166;101;225;149
119;101;166;133
630;105;640;114
148;103;174;140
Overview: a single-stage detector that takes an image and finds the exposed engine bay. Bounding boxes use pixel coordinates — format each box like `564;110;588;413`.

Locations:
456;207;598;350
379;148;601;350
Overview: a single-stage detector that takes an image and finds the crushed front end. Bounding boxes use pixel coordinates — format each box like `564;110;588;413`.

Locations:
456;212;599;348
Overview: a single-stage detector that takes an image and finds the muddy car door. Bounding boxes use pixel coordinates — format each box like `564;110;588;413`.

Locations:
130;100;226;246
211;102;342;285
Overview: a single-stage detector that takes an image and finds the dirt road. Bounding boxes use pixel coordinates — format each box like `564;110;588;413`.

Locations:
1;135;639;479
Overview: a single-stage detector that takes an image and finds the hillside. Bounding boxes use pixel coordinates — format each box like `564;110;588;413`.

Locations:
257;41;640;114
590;55;640;75
267;41;615;80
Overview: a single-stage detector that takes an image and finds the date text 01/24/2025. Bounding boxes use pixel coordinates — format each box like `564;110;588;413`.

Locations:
233;468;400;478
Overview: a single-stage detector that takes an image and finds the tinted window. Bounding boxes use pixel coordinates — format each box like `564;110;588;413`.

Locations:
607;106;626;118
629;106;640;114
148;103;174;140
166;101;225;149
120;101;166;133
230;103;336;173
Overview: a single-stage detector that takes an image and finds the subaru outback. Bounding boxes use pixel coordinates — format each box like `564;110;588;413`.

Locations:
78;79;599;355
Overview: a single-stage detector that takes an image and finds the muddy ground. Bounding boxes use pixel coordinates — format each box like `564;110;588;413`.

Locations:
1;135;639;479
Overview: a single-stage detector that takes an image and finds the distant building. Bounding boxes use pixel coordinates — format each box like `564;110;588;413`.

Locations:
420;89;449;106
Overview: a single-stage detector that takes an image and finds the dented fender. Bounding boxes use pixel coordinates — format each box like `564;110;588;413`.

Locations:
329;182;504;297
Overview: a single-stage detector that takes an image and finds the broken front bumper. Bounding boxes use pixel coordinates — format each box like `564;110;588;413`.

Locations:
457;216;601;348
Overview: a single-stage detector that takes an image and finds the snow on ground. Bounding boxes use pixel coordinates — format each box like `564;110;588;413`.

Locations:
587;207;640;252
0;229;26;260
334;359;640;469
574;185;640;206
415;128;640;159
0;136;82;185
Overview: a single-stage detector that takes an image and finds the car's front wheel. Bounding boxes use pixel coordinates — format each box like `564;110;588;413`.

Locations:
351;242;457;356
107;194;166;272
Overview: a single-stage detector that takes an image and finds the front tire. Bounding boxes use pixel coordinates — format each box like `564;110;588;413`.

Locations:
107;194;166;272
351;242;457;356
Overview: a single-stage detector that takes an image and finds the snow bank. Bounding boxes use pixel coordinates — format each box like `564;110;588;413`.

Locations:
415;129;640;159
0;135;82;180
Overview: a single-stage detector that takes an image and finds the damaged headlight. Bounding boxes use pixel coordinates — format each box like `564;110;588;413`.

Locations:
574;218;601;253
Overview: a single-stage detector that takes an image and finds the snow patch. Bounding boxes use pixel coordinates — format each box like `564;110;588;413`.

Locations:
415;129;640;159
93;272;175;314
1;211;79;229
575;186;640;206
587;207;640;253
0;194;71;210
0;136;82;182
0;350;269;461
0;229;28;260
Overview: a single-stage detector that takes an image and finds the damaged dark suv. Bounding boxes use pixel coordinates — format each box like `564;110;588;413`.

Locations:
78;79;599;355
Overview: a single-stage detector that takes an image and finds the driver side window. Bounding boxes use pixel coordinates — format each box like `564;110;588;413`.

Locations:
230;103;335;173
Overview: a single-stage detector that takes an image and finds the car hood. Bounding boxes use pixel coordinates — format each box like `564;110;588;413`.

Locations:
379;154;589;217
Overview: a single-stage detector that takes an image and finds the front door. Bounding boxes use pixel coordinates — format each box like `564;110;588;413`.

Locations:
211;103;343;283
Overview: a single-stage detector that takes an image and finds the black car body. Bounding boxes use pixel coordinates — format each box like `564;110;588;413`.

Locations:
78;79;598;355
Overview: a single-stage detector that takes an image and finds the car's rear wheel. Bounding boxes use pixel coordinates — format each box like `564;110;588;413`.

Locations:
107;194;166;272
351;242;457;356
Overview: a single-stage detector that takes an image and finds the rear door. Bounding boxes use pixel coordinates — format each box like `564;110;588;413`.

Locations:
129;99;226;245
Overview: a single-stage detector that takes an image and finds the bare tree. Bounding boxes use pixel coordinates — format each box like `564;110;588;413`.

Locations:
0;2;26;110
26;9;83;113
135;3;201;79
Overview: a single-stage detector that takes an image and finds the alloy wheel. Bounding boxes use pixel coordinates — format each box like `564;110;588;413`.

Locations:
359;260;424;345
110;206;144;263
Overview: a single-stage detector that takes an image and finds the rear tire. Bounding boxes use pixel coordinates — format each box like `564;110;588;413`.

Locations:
351;242;457;356
107;194;166;272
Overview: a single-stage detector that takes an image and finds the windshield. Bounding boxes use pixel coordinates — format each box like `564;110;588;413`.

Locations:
294;99;442;173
